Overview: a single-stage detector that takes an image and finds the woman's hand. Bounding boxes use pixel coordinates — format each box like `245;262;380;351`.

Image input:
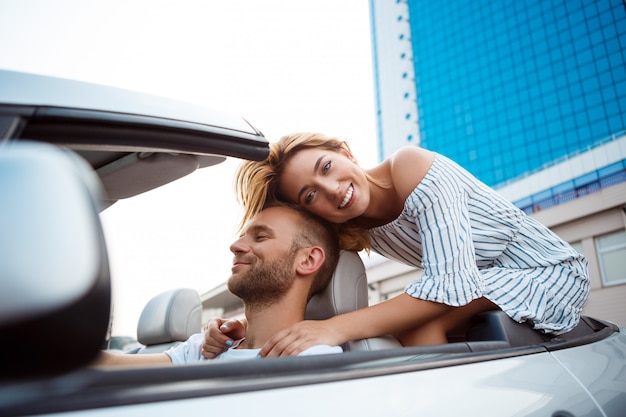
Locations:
201;318;247;359
259;320;341;358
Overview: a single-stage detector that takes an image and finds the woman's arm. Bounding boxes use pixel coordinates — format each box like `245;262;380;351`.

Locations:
91;351;172;367
259;293;453;357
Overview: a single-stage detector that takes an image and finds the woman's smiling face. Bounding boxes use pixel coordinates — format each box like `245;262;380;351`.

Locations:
279;147;370;223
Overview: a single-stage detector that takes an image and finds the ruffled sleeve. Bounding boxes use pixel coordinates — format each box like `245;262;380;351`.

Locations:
402;169;484;306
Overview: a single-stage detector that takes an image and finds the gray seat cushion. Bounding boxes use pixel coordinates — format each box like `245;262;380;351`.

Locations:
136;288;202;353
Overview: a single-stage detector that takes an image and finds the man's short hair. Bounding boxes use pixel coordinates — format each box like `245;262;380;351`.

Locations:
263;201;340;298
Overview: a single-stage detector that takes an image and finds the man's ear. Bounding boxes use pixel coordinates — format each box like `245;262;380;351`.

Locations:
295;246;325;276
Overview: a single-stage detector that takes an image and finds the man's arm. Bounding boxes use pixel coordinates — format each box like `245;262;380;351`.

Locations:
91;351;173;367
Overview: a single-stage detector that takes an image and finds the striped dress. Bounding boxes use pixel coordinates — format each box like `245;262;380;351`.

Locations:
368;153;590;334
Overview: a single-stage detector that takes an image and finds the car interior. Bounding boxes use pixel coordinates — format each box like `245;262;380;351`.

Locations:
130;288;204;354
127;250;404;355
2;139;618;367
129;250;615;357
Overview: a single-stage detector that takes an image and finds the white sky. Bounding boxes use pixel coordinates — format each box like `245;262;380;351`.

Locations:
0;0;378;336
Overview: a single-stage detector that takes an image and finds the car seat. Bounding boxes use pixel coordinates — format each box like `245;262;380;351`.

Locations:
131;252;401;354
134;288;203;353
305;250;402;351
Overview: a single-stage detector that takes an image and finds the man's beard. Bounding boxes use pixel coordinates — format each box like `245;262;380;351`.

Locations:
227;253;295;311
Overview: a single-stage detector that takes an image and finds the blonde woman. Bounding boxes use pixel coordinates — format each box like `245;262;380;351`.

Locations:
203;133;589;358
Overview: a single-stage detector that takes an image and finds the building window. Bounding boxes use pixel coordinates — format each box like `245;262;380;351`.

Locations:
570;241;584;256
596;230;626;286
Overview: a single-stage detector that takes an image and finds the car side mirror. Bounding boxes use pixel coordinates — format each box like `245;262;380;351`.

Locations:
0;141;111;379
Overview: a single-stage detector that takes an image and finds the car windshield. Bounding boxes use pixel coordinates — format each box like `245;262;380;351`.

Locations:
100;157;244;338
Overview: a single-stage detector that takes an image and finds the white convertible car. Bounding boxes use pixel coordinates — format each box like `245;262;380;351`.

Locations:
1;70;625;417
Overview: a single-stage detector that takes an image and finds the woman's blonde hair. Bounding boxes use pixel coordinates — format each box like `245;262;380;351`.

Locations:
234;132;372;251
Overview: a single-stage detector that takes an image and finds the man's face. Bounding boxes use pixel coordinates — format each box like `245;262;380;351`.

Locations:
227;207;299;306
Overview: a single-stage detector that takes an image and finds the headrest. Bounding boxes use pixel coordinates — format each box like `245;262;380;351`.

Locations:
305;250;403;351
0;141;111;379
305;250;368;320
137;288;202;345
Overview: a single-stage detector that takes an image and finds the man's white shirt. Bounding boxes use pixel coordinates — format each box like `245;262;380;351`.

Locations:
165;333;343;365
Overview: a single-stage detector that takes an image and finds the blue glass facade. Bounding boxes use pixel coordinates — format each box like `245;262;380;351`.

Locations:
406;0;626;187
515;157;626;214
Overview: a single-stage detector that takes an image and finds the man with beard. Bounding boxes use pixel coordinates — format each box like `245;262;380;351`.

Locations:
93;203;342;367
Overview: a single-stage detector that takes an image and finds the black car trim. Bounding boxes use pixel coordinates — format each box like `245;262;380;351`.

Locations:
34;106;266;143
543;318;620;351
0;115;25;139
2;104;269;162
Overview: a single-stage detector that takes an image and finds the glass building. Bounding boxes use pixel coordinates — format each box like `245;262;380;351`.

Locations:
372;0;625;186
368;0;626;326
411;1;624;184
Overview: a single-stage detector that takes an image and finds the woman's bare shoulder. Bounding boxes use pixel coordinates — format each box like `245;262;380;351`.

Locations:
389;146;433;164
388;146;435;197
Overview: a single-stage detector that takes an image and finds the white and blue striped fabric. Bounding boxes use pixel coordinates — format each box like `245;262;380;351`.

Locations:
368;153;590;334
